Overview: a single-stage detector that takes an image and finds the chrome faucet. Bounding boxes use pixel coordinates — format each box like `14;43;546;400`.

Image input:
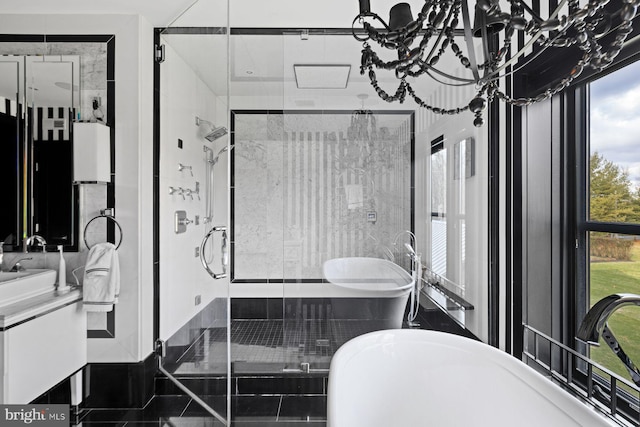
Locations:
7;256;33;272
393;230;422;327
393;230;420;269
24;235;47;253
576;293;640;386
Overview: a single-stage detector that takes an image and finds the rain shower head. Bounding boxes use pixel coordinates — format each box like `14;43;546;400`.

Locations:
196;116;228;142
204;126;228;142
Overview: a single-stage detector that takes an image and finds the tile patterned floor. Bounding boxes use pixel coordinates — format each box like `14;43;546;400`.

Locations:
77;305;473;425
78;394;327;426
173;318;401;375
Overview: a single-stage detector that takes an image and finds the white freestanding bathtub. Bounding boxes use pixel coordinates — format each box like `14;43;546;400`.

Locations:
328;329;617;427
322;257;414;329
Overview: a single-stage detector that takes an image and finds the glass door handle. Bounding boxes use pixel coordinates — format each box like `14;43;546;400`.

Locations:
200;226;228;279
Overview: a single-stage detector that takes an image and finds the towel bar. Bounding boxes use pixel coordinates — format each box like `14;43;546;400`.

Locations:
83;212;123;250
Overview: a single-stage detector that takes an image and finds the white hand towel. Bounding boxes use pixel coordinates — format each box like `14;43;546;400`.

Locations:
82;242;120;312
345;184;364;209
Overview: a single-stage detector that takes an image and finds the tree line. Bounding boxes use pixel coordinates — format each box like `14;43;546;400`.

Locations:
590;152;639;261
591;152;640;223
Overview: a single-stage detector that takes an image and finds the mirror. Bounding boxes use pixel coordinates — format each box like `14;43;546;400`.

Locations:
0;55;79;250
0;36;111;253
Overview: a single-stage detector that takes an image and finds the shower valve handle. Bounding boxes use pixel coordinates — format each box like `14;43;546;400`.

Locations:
169;186;185;200
178;163;193;177
194;182;201;200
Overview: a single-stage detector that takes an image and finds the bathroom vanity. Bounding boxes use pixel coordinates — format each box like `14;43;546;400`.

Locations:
0;269;86;404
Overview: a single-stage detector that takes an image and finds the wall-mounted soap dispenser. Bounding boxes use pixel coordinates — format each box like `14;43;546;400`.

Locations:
73;122;111;183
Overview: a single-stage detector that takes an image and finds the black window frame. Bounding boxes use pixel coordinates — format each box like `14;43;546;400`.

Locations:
573;57;640;424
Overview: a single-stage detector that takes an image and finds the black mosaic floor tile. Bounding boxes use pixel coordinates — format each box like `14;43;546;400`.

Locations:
181;396;227;418
236;376;325;395
80;395;191;424
278;396;327;421
232;396;281;421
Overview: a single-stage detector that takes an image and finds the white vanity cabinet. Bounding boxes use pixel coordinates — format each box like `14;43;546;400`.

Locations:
0;288;86;404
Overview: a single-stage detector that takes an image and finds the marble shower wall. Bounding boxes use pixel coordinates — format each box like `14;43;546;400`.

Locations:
233;112;413;280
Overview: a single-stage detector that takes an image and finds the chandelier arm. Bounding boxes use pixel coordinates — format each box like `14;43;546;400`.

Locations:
416;62;477;83
516;0;546;24
483;23;571;82
352;16;372;42
460;0;481;83
478;8;495;79
424;69;480;86
479;0;571;83
358;12;392;31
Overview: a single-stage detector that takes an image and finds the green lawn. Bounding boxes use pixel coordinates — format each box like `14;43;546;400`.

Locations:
589;241;640;388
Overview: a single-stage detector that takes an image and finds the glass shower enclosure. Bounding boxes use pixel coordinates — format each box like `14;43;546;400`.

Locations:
156;1;231;424
229;31;415;375
155;5;417;423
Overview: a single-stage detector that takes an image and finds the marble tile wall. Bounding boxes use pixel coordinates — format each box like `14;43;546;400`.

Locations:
233;112;413;280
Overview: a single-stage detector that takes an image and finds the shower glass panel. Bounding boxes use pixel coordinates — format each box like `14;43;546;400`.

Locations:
229;30;287;374
157;1;230;424
280;31;414;373
229;30;414;378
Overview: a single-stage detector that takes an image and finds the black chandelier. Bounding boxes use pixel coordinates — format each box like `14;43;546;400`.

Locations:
353;0;640;126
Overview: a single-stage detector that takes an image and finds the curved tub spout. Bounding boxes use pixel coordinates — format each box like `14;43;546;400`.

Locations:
576;293;640;386
392;231;422;326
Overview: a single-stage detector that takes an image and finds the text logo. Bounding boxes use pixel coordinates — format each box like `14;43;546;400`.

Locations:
0;405;68;426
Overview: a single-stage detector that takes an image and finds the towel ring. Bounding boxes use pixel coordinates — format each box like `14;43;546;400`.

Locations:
84;214;123;250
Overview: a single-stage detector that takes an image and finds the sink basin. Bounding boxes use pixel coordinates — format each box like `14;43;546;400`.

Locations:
0;269;57;306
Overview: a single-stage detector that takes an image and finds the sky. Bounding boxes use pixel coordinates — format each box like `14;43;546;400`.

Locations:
590;60;640;191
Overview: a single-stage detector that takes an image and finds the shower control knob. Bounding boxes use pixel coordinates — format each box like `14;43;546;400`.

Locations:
178;163;193;176
169;186;185;199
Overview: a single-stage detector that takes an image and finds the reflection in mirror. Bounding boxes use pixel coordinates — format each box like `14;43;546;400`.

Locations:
0;60;21;247
0;42;98;251
430;135;446;277
0;55;79;251
28;58;78;247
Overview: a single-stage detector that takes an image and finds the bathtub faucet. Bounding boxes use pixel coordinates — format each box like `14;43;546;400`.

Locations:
576;293;640;386
393;230;417;265
393;230;422;327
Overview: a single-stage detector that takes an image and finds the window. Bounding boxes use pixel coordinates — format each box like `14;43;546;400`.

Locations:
583;60;640;388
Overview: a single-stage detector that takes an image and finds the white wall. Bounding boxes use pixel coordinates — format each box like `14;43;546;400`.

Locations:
0;14;155;363
158;39;229;341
